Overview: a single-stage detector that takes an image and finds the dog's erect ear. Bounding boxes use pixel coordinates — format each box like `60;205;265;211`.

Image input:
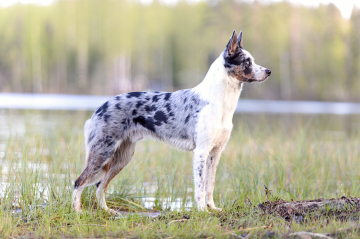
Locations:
237;31;243;48
226;30;238;56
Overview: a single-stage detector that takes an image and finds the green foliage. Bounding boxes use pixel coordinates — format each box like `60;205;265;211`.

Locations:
0;1;359;101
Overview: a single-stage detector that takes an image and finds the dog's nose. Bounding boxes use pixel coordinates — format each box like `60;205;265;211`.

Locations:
265;69;271;75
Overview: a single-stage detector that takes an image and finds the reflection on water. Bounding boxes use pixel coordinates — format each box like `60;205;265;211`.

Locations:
142;197;193;211
114;211;162;218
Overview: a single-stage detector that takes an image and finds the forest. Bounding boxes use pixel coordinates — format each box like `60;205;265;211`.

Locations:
0;0;359;101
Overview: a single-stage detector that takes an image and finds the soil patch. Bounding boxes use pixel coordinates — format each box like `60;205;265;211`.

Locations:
258;196;360;222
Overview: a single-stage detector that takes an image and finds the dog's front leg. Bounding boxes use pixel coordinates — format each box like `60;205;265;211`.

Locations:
193;148;210;211
205;147;224;211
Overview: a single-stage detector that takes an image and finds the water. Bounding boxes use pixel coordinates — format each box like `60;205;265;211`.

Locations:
1;93;360;114
0;93;110;111
142;197;193;211
237;100;360;114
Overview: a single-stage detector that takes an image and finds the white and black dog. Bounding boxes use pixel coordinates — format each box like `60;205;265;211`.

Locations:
73;30;271;214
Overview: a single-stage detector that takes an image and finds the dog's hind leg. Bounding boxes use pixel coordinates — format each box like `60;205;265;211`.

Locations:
72;151;113;212
95;138;136;214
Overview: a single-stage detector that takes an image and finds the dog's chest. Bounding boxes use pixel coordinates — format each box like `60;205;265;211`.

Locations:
206;102;236;148
211;126;232;148
211;83;242;147
220;84;242;126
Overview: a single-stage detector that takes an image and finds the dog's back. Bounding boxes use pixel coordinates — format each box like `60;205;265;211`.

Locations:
85;89;209;158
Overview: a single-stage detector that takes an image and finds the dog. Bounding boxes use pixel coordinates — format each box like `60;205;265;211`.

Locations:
73;30;271;214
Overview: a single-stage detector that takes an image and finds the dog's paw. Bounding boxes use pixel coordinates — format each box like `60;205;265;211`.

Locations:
197;208;210;213
73;205;83;214
106;208;119;215
75;209;83;214
206;203;222;212
196;203;208;212
209;207;222;212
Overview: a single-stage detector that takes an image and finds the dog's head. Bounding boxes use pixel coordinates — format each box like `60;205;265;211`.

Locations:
223;30;271;83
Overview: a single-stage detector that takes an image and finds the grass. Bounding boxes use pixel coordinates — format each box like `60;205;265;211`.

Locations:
1;110;360;238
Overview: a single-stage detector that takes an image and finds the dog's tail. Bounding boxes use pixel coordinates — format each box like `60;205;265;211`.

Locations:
84;119;93;162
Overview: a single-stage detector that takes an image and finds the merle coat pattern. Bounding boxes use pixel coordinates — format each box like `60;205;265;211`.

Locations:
73;30;271;213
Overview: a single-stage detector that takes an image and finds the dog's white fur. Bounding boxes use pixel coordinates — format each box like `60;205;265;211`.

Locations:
192;56;242;210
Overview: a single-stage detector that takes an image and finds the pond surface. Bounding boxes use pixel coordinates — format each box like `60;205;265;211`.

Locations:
1;93;360;114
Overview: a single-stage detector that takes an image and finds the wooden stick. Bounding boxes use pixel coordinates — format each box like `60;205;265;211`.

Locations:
168;219;188;225
239;225;269;231
289;231;333;239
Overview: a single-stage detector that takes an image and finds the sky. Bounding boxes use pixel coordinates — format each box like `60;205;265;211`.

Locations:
0;0;359;19
275;0;360;19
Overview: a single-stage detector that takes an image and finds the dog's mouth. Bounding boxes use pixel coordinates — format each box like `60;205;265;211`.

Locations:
246;68;271;83
247;76;269;83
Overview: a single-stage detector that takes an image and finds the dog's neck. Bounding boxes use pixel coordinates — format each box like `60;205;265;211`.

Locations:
194;54;243;116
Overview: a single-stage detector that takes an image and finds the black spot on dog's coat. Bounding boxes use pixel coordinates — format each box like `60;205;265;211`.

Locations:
104;114;111;123
185;115;190;124
88;132;95;144
121;118;130;126
115;103;121;110
136;101;144;108
145;105;157;112
152;95;160;102
95;101;109;117
132;109;137;116
191;96;200;105
127;92;145;98
165;103;171;112
74;179;81;189
244;66;252;75
154;121;162;126
224;62;232;69
224;50;244;66
154;111;168;123
104;135;114;147
164;93;171;101
133;116;156;132
104;139;113;147
181;134;188;139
